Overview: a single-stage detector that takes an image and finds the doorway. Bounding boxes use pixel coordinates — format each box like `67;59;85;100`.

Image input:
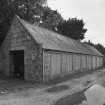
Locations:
10;50;24;79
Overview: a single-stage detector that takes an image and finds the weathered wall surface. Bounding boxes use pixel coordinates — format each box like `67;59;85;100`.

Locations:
43;50;103;81
96;57;100;68
73;54;81;71
66;54;73;73
99;57;103;67
81;55;87;71
0;16;43;81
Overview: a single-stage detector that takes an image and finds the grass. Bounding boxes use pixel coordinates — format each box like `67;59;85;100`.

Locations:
46;85;69;93
46;69;100;85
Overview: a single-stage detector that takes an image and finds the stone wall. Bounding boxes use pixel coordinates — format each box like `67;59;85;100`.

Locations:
0;16;43;82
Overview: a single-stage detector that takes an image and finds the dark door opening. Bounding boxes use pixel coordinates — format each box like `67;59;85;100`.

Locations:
10;50;24;79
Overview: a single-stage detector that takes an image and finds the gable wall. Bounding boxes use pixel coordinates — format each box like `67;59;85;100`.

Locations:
0;17;43;81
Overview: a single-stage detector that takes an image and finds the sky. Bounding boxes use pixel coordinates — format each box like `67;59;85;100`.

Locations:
48;0;105;46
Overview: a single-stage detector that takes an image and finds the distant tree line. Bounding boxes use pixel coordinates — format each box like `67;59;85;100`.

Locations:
84;40;105;56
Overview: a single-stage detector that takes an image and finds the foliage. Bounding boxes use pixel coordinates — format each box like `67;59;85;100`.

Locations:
84;40;105;56
7;0;47;22
0;0;13;44
41;7;63;31
95;44;105;55
57;18;87;40
0;0;47;44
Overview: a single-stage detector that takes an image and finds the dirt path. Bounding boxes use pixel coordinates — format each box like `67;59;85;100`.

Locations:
0;69;104;105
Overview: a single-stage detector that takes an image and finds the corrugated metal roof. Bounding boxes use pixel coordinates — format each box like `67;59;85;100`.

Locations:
16;16;103;56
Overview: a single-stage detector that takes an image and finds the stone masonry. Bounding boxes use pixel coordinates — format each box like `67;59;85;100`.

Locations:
0;16;43;82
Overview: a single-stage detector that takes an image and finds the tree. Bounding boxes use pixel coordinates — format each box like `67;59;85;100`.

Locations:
84;40;105;56
41;7;63;31
8;0;47;22
57;18;87;40
94;44;105;56
0;0;13;44
0;0;47;44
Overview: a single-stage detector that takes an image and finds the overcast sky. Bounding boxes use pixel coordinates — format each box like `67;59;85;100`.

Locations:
48;0;105;46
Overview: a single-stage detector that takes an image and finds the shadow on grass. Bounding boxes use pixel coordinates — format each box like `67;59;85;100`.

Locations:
46;85;69;93
55;88;88;105
83;80;92;87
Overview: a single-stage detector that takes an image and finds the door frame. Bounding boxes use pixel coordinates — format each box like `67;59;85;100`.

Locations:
9;50;25;79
